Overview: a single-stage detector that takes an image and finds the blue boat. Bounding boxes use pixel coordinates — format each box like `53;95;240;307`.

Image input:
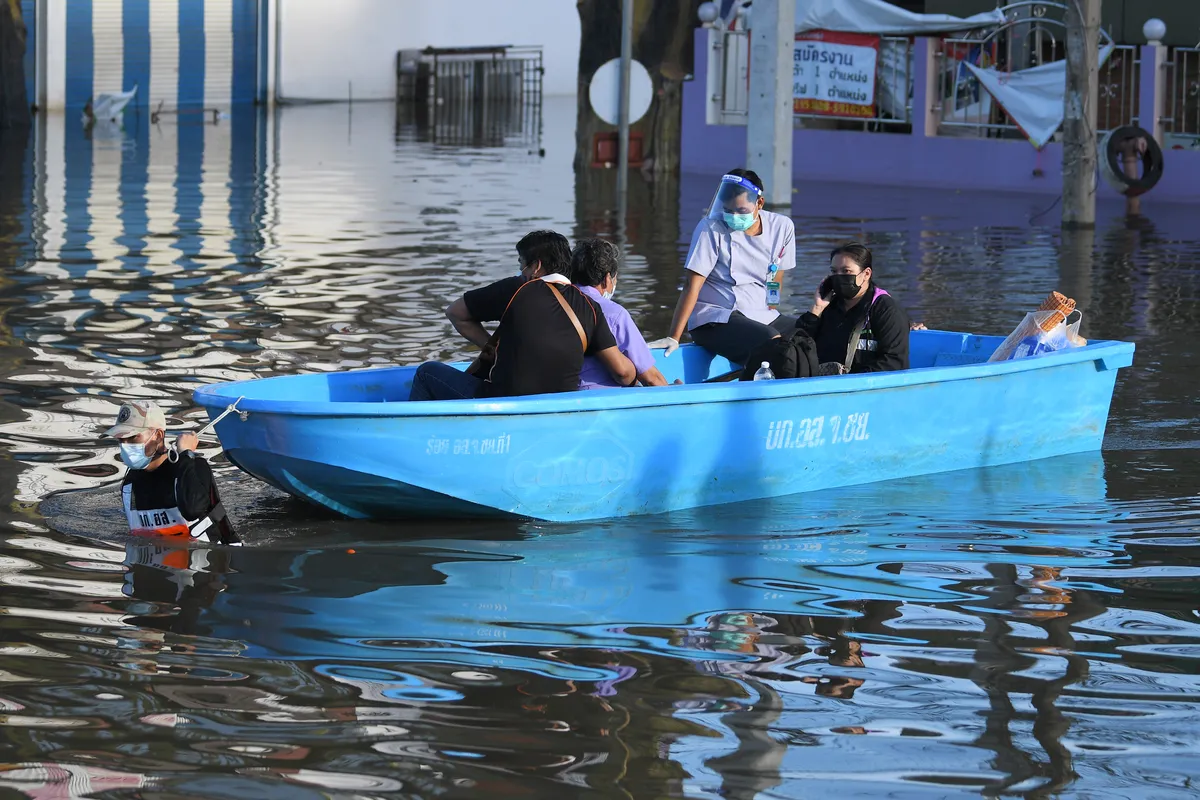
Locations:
193;331;1134;522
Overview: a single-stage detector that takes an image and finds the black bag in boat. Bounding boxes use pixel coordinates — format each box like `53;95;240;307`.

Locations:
739;330;820;381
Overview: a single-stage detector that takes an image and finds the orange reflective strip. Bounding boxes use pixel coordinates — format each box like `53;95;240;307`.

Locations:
130;524;191;539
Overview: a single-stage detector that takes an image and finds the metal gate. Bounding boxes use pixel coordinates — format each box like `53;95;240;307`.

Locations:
396;45;544;148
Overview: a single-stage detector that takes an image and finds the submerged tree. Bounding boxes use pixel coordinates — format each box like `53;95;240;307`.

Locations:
574;0;702;176
0;0;30;128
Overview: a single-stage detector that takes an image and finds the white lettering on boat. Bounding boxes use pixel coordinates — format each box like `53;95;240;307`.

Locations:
764;413;870;450
426;434;511;456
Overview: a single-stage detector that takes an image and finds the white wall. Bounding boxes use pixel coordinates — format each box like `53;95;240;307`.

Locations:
278;0;580;101
41;0;67;109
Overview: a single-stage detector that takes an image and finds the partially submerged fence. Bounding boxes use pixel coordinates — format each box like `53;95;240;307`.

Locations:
936;42;1139;138
934;2;1135;139
706;0;1144;141
396;45;544;147
1164;47;1200;141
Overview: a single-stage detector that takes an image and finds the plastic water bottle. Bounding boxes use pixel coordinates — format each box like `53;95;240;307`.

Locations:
753;361;775;381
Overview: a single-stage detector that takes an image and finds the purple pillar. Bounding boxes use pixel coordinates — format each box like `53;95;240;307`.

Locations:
1138;44;1165;142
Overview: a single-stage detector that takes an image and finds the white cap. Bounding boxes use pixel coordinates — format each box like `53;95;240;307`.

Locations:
104;401;166;438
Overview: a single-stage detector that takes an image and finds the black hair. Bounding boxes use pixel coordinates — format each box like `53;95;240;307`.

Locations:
830;242;873;272
569;237;620;287
516;230;571;275
726;167;764;193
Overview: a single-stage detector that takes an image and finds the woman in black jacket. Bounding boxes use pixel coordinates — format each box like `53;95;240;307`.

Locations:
797;242;910;375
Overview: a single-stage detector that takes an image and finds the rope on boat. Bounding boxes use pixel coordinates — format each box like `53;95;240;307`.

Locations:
195;396;248;439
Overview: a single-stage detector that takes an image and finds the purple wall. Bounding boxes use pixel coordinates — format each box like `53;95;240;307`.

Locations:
682;30;1200;206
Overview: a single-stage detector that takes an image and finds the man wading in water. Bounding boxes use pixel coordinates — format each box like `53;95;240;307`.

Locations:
105;401;239;545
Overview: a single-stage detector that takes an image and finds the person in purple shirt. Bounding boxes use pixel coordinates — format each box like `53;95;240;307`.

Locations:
570;238;670;389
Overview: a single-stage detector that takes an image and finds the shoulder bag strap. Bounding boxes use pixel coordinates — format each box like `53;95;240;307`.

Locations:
467;279;535;377
843;289;887;372
546;284;588;352
486;279;536;350
844;314;868;372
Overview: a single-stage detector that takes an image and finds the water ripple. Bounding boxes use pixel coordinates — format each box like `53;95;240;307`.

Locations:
0;100;1196;796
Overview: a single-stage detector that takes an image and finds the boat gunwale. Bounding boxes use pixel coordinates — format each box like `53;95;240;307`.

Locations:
193;338;1136;419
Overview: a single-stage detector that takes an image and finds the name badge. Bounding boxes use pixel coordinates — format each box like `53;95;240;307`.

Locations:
766;264;781;309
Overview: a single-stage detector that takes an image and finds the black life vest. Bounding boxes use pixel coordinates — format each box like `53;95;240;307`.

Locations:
121;454;236;544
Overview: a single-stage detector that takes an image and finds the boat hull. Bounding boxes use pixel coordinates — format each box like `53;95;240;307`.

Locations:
194;332;1135;522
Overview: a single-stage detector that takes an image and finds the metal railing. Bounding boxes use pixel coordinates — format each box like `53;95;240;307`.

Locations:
936;41;1138;138
708;0;1146;140
1164;47;1200;140
709;29;913;130
396;45;544;148
1098;45;1141;133
935;2;1135;139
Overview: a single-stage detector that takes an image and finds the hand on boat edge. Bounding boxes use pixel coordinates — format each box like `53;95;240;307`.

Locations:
647;337;679;357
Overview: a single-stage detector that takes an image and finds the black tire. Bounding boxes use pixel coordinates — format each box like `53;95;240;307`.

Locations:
1100;125;1164;197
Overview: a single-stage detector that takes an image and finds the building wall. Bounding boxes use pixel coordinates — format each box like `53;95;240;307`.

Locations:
28;0;579;112
277;0;581;101
38;0;263;111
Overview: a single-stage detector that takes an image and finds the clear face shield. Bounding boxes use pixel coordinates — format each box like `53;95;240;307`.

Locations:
706;174;763;231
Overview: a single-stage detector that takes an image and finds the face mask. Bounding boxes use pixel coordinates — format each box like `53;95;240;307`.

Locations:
831;273;864;299
602;282;616;300
119;442;154;470
723;212;755;232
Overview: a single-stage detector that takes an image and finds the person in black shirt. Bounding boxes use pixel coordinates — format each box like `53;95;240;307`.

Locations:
796;242;910;375
106;400;239;545
409;231;636;400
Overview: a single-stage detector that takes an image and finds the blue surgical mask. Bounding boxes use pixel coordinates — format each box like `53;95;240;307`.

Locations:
120;442;154;470
723;212;755;232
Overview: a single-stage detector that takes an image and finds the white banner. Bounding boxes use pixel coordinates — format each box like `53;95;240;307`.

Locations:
965;44;1115;149
793;32;879;117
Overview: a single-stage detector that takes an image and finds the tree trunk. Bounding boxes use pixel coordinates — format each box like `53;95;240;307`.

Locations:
572;156;684;334
1061;0;1100;228
0;0;30;129
574;0;702;176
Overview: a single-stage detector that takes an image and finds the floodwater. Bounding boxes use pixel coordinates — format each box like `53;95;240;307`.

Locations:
0;97;1197;798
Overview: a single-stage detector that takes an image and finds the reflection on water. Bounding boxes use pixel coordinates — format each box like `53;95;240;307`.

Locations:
0;99;1198;796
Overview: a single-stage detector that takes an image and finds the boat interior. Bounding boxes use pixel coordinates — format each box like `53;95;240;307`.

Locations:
209;330;1018;404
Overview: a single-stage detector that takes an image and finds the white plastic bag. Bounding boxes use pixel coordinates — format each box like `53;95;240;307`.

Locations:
989;310;1083;362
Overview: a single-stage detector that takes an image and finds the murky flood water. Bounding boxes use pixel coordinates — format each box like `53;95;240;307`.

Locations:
0;98;1197;798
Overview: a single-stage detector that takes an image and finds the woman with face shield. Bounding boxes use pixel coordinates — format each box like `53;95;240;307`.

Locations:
647;169;796;365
